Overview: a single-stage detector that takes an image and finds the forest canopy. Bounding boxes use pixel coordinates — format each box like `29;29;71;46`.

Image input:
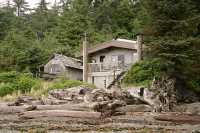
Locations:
0;0;199;91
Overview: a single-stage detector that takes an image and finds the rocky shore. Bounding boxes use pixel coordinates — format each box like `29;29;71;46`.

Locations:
0;77;200;133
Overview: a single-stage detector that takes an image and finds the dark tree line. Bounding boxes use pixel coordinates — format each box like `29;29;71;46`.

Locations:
0;0;199;91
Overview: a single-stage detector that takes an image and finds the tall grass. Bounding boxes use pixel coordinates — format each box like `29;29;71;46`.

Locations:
0;71;41;97
0;71;95;101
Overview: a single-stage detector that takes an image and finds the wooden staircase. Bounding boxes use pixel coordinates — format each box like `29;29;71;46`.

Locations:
107;71;127;89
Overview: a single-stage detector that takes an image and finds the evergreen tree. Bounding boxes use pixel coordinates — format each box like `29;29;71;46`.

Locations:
143;0;200;91
13;0;29;16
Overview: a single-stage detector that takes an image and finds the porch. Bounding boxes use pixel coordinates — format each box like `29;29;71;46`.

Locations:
88;62;132;73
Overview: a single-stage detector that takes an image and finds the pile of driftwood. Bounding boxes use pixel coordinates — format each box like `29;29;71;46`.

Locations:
2;85;150;120
1;77;200;123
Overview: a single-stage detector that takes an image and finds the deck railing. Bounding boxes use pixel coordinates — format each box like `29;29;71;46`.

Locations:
88;62;132;73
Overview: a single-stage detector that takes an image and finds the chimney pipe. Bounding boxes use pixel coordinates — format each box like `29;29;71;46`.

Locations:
83;32;88;82
137;34;143;61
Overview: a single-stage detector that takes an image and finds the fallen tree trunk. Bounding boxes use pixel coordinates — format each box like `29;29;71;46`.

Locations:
0;103;91;114
154;113;200;124
19;110;101;119
0;105;26;114
117;104;152;113
36;104;91;111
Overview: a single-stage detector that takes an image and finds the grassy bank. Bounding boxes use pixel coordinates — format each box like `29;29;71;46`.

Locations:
0;71;95;101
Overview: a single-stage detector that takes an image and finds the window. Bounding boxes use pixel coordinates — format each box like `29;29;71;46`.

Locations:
100;56;105;62
50;64;61;73
111;55;125;64
111;55;118;63
118;55;125;65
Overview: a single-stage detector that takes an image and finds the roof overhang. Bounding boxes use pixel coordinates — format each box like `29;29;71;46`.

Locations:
88;39;137;55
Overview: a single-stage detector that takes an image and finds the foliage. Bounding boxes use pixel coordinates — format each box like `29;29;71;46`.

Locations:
141;0;200;91
0;0;142;73
0;83;15;97
0;71;19;83
48;79;83;90
47;78;95;92
188;79;200;93
0;0;199;93
0;72;41;97
123;59;167;87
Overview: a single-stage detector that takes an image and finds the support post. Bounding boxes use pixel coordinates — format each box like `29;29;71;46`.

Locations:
83;32;88;82
137;34;143;61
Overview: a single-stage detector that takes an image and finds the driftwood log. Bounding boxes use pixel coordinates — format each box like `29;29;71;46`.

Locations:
0;103;92;114
19;110;101;119
0;104;26;114
36;104;91;111
116;104;152;113
154;113;200;124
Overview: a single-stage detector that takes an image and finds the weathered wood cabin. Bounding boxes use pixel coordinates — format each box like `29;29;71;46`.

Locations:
42;54;83;80
41;35;142;88
83;36;142;89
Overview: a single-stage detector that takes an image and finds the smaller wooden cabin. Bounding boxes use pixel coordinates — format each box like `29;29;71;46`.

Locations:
42;54;83;80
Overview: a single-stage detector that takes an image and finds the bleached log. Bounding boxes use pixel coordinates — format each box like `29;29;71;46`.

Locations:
19;110;101;119
117;104;152;113
0;105;26;114
36;104;92;111
154;113;200;124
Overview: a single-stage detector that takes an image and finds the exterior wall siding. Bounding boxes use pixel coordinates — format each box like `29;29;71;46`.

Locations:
88;48;138;88
90;48;137;65
88;70;122;89
66;67;83;81
44;59;83;81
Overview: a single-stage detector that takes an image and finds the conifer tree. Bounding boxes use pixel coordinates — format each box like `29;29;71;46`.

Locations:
13;0;29;16
143;0;200;91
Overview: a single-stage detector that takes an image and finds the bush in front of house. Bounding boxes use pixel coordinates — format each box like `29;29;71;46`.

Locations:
0;71;19;83
48;79;83;90
0;71;41;97
123;59;167;87
46;78;96;93
0;83;15;97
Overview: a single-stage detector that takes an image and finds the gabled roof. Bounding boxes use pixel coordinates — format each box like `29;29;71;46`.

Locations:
53;54;83;70
88;39;137;55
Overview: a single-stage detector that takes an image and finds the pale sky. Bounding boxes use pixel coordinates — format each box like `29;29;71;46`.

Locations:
0;0;55;8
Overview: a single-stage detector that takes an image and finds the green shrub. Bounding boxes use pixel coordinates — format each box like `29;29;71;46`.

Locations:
0;83;15;97
123;59;166;87
46;78;96;94
0;71;19;83
0;71;41;97
15;75;38;93
188;78;200;93
48;79;83;91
